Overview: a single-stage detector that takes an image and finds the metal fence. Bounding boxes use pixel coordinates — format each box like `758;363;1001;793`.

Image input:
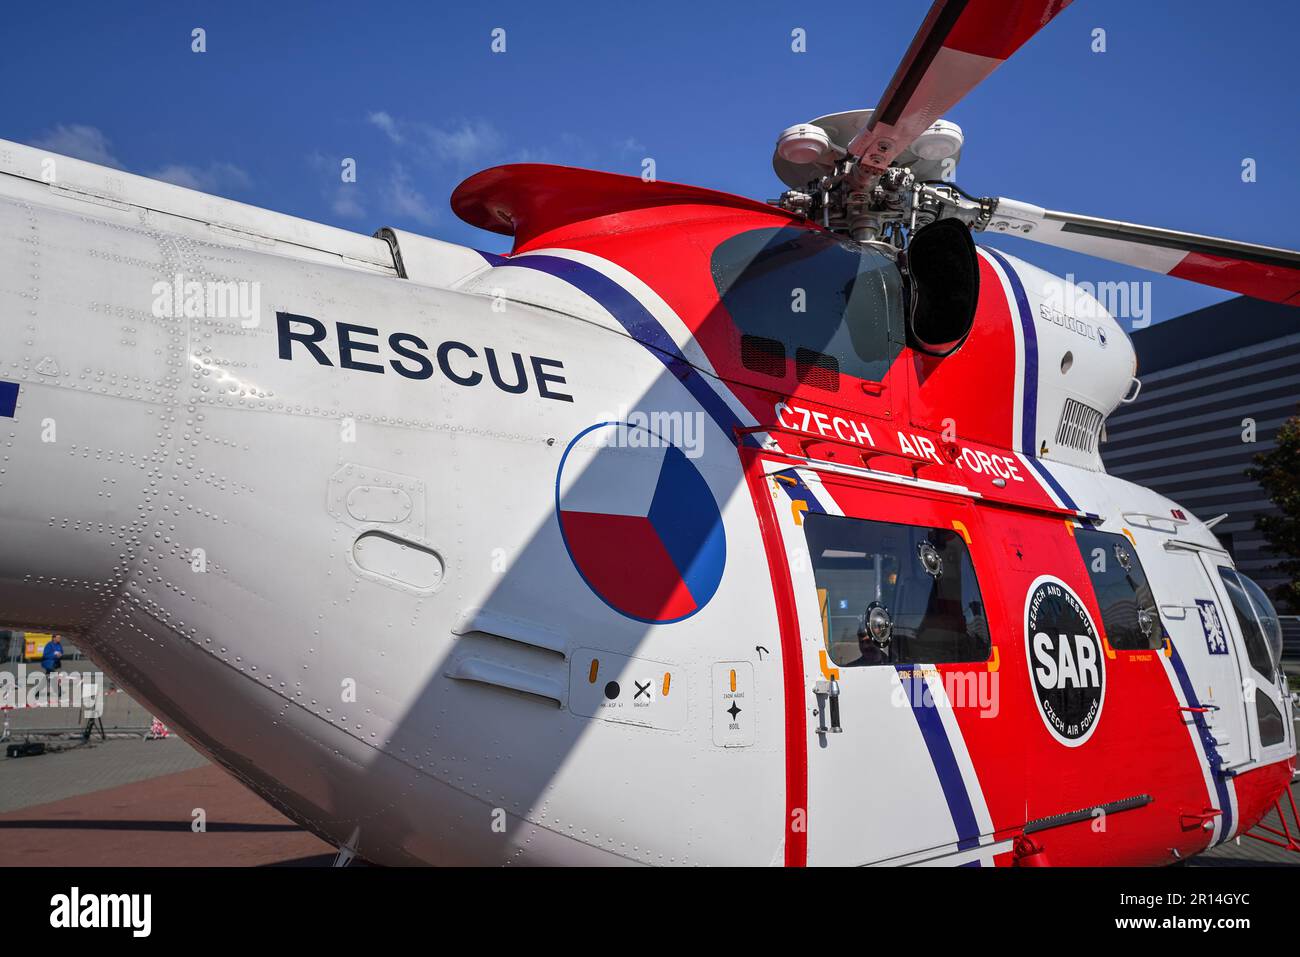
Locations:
1;649;157;738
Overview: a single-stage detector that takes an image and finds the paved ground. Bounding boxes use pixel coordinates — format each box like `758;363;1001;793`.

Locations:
1194;803;1300;866
1;731;1295;866
0;738;209;813
0;738;334;866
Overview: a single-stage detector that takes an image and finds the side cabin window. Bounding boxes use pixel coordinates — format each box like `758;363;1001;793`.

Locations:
1217;567;1282;684
1217;567;1286;748
1073;528;1163;651
710;226;904;390
803;512;991;668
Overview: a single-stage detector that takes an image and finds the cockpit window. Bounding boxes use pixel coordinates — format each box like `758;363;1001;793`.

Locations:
1216;568;1285;747
803;512;990;668
1073;529;1163;650
711;226;903;385
1218;567;1281;684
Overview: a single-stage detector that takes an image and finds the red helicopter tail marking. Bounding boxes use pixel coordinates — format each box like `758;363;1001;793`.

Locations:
739;446;809;866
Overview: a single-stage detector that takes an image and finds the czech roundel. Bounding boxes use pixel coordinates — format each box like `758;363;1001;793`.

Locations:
556;422;726;624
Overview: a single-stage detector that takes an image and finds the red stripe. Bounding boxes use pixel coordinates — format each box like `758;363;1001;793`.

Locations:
944;0;1073;61
740;448;808;866
1168;251;1300;305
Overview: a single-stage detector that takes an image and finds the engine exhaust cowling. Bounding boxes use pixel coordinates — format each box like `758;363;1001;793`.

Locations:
905;217;979;357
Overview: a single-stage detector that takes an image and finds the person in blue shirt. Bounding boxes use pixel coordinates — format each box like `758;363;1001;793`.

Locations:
40;635;63;676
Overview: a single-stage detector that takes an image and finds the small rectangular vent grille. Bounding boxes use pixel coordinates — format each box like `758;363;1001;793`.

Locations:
1055;398;1104;453
795;348;839;392
740;335;786;377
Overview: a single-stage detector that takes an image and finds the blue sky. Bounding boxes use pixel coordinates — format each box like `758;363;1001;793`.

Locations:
2;0;1296;325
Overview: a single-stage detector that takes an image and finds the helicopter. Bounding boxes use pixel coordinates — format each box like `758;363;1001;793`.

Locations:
0;0;1296;866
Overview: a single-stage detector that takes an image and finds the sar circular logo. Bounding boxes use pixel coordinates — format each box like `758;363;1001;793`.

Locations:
555;421;726;624
1024;576;1106;747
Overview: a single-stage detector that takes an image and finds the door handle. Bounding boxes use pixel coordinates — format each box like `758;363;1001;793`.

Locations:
815;650;842;734
813;678;842;734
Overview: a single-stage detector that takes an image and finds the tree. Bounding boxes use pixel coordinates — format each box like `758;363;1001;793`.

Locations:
1246;408;1300;612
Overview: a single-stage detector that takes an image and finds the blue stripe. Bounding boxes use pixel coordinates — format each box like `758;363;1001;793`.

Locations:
1026;455;1080;512
483;253;755;447
896;666;982;851
1166;643;1235;843
0;380;16;418
982;247;1082;512
982;248;1038;457
475;249;508;267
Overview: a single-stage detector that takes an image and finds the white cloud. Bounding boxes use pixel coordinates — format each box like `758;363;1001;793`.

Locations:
367;111;403;145
426;120;503;166
29;124;122;168
383;165;436;225
148;162;252;194
306;151;367;221
366;112;504;168
330;188;366;219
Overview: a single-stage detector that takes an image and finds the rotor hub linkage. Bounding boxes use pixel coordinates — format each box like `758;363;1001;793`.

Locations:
776;161;994;248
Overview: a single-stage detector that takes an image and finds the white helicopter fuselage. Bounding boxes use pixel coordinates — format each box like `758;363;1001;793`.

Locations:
0;141;1292;866
0;142;790;865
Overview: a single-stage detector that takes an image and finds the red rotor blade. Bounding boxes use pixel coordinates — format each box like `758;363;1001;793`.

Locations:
848;0;1073;175
985;199;1300;305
